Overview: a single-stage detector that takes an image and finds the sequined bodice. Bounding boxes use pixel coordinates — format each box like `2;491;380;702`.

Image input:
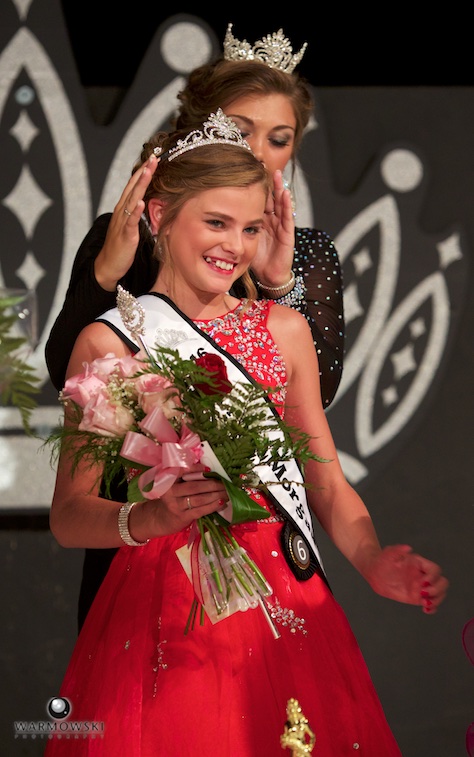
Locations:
194;299;287;412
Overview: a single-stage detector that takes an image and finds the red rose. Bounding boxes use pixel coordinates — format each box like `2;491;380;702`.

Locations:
194;353;232;395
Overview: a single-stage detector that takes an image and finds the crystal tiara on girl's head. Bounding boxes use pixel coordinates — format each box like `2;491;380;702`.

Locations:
223;23;307;74
154;109;253;162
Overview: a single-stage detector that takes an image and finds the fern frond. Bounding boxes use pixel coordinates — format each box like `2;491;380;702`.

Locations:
0;294;40;435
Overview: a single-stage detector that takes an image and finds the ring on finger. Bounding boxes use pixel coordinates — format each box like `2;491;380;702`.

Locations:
124;208;132;217
186;496;192;511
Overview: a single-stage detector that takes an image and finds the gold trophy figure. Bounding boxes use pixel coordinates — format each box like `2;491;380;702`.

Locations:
281;698;316;755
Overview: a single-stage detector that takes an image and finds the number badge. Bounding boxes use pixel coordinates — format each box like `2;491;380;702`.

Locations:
281;521;320;581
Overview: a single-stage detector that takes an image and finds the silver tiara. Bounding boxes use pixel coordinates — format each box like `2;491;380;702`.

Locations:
162;108;253;161
223;23;307;75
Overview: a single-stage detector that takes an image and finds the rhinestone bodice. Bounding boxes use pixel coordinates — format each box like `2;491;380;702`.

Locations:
194;299;287;413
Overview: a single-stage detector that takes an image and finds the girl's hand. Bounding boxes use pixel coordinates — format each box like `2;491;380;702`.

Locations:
94;154;159;291
366;544;449;614
132;465;228;539
250;170;296;290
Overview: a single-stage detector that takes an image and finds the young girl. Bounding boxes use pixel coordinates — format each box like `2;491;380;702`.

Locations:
46;26;346;632
46;112;447;756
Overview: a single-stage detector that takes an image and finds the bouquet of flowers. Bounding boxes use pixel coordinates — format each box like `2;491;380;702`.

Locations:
47;310;321;633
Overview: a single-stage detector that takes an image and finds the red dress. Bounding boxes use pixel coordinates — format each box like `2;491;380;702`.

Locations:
45;300;401;756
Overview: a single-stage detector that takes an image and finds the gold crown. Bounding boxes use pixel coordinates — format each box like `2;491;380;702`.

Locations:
223;23;307;75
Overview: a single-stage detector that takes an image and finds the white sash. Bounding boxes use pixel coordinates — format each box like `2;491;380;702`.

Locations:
98;293;326;579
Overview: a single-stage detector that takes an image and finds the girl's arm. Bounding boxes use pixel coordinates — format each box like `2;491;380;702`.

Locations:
50;322;227;549
268;304;448;613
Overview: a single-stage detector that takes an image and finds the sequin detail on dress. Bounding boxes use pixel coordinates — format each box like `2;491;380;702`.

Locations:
267;597;308;636
195;299;287;411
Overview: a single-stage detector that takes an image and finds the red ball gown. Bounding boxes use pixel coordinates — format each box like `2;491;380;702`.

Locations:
45;300;401;756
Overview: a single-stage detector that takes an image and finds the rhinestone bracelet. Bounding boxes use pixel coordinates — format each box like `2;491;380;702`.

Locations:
118;502;149;547
274;274;306;308
257;270;295;298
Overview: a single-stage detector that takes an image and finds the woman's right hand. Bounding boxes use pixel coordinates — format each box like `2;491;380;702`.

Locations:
128;465;228;541
94;154;159;291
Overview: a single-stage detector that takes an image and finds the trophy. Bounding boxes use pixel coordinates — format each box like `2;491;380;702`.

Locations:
281;698;316;755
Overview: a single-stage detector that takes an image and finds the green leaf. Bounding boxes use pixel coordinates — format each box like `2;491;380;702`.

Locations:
127;475;144;504
0;293;40;435
222;479;270;524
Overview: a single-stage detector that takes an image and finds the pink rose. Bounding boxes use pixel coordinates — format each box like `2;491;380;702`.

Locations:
88;353;142;381
135;373;177;417
79;388;135;437
62;372;107;409
115;354;144;378
62;353;143;409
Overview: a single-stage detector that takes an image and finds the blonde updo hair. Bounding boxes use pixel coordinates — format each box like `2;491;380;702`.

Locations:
135;126;271;300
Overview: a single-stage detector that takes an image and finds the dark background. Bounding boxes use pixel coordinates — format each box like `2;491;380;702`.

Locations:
2;4;473;756
61;6;471;87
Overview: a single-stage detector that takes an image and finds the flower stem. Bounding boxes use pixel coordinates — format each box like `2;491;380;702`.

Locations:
184;598;199;635
188;515;273;627
198;518;225;597
257;596;281;640
224;528;272;595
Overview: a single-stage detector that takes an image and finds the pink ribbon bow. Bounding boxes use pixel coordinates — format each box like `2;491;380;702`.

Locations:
120;406;203;499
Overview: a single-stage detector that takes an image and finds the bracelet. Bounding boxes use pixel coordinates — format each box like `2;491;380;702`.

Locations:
257;270;296;298
274;275;306;309
118;502;149;547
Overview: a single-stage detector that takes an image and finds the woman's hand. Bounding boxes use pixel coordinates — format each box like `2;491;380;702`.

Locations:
250;170;296;289
94;154;159;291
129;465;228;541
365;544;449;614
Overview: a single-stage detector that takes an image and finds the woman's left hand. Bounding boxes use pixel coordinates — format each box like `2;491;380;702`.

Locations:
250;170;296;289
366;544;449;614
